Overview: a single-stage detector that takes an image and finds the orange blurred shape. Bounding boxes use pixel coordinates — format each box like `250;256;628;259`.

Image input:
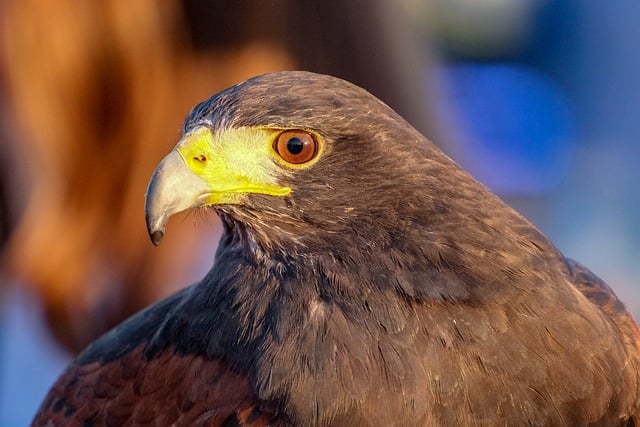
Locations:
1;0;296;351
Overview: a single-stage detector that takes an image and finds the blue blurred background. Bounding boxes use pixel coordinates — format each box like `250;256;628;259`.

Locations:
1;0;639;424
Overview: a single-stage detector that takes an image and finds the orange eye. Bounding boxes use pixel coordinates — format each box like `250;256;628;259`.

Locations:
274;131;318;164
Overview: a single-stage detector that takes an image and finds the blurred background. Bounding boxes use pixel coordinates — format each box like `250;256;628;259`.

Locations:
0;0;638;424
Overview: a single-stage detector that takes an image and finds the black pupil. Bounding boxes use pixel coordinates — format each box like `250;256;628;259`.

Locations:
287;137;304;155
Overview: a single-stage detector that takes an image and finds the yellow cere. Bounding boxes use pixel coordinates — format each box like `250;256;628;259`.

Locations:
176;126;292;205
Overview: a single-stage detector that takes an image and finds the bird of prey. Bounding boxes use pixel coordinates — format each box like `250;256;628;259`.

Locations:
33;71;640;426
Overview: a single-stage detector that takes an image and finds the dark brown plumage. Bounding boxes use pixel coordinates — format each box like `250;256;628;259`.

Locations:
33;71;640;426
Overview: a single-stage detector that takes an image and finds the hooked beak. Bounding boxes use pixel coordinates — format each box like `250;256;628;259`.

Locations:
145;150;210;246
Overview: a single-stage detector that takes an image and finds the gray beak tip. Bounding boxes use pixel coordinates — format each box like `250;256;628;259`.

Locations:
145;211;167;246
150;230;164;246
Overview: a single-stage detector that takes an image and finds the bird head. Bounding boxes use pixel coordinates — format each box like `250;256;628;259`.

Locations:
145;71;448;254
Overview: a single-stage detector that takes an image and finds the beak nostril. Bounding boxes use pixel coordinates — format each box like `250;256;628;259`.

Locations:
193;154;207;163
